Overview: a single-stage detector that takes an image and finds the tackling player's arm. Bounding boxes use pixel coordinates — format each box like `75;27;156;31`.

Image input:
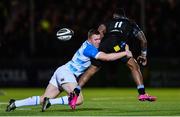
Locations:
96;50;132;61
84;44;132;62
73;45;132;95
78;49;132;89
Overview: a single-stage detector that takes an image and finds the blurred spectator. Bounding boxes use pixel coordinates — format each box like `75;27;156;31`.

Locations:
0;0;179;59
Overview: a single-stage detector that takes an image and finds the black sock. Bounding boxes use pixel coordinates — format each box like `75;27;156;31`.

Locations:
138;88;145;95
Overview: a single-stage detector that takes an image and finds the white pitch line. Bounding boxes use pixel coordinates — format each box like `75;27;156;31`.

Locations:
17;108;32;110
0;102;7;105
91;97;134;101
0;102;32;111
0;108;31;111
0;90;7;95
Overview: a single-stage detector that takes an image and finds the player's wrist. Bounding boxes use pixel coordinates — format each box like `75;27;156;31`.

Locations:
125;51;127;55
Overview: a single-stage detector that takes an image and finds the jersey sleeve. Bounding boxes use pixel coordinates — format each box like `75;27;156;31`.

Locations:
83;45;100;59
131;22;142;37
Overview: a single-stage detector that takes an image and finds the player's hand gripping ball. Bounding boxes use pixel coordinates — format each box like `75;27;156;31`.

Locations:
56;28;74;41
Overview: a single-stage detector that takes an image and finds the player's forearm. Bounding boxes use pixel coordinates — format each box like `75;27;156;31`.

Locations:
78;65;100;87
107;52;127;61
97;51;127;61
137;31;147;56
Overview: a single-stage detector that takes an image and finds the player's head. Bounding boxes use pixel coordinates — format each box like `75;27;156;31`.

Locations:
113;8;126;18
88;29;101;48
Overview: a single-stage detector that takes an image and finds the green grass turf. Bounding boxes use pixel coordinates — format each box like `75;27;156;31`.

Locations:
0;88;180;116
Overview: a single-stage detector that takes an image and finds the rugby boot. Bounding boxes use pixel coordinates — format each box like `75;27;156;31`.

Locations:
138;94;157;102
6;99;16;112
42;97;51;112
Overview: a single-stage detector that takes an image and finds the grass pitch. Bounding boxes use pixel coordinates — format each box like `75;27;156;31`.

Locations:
0;88;180;116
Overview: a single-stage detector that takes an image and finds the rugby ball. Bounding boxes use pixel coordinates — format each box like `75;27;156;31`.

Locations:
56;28;74;41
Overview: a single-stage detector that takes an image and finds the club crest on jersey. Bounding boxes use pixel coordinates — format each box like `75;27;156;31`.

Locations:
61;78;65;82
114;45;121;52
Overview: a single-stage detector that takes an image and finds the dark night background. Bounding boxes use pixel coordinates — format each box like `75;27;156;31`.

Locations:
0;0;180;88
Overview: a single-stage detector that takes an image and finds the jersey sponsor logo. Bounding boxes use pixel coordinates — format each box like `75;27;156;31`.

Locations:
113;45;121;52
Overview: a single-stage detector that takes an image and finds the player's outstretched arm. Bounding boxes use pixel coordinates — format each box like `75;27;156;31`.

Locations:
96;50;132;61
76;49;132;90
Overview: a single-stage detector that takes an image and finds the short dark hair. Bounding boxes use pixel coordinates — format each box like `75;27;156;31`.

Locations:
88;29;100;38
113;8;126;17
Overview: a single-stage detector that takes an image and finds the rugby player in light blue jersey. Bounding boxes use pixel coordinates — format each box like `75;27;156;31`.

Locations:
6;29;132;112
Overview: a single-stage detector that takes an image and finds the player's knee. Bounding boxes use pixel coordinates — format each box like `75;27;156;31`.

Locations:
128;60;140;71
132;63;140;71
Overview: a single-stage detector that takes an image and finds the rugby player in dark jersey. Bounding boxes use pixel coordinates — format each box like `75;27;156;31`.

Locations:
69;8;156;109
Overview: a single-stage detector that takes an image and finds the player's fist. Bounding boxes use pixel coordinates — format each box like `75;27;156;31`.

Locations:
137;55;147;66
125;44;129;51
126;50;133;58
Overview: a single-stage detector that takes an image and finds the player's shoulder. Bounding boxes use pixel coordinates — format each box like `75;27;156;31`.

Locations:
127;18;138;26
81;41;96;53
122;17;135;25
85;41;96;50
83;44;98;58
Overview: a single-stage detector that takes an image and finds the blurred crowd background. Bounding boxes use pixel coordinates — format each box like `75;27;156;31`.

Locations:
0;0;180;87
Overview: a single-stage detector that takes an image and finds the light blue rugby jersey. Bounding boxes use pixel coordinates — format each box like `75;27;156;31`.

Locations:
65;40;100;77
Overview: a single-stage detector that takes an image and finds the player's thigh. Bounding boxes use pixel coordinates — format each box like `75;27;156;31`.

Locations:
126;57;139;70
55;65;84;103
61;82;77;94
42;83;60;98
42;69;63;98
56;65;77;93
40;83;60;103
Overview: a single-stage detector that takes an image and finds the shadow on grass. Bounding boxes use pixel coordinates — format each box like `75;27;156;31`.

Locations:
50;107;104;112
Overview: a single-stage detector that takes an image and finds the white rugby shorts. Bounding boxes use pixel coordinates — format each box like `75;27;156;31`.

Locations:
49;65;77;88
